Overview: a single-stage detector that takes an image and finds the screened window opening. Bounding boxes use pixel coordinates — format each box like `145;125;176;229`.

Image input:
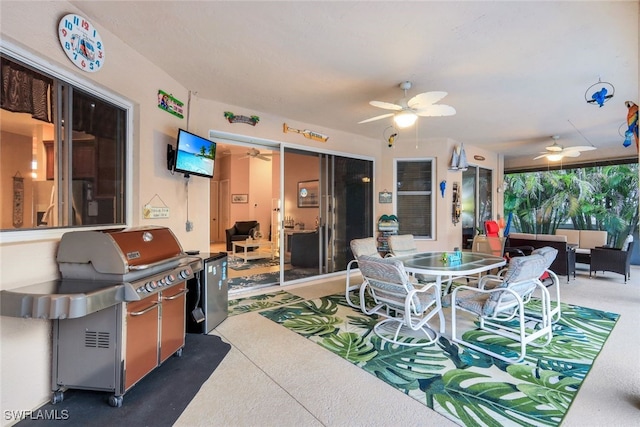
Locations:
395;159;434;238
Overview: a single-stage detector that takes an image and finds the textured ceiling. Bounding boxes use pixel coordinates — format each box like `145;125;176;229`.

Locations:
70;1;639;166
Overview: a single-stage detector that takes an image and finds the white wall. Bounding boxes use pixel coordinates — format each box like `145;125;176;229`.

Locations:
0;1;501;421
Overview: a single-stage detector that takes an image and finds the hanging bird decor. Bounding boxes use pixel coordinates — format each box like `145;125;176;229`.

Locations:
624;101;638;150
383;126;398;148
440;180;446;198
585;79;615;107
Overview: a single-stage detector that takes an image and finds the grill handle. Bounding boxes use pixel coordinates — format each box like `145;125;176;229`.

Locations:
127;254;190;271
129;302;159;316
163;289;188;301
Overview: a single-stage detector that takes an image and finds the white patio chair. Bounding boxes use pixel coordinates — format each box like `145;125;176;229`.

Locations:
447;254;553;363
387;234;439;284
357;255;445;346
531;246;561;323
345;237;381;308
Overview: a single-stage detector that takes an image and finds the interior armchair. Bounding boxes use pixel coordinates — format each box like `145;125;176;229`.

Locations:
225;220;260;251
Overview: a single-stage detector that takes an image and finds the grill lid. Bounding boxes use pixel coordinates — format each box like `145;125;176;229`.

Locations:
56;226;184;276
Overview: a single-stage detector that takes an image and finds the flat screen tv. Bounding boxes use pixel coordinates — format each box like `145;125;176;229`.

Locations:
172;129;216;178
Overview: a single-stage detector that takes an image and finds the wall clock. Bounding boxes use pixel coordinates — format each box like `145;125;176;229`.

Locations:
58;14;105;72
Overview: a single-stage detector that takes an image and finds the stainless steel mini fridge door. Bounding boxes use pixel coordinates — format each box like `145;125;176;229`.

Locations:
203;253;228;333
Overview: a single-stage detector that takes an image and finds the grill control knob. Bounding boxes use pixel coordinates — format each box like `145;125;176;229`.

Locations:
137;286;146;293
165;274;176;284
157;279;165;287
178;269;190;280
145;283;154;292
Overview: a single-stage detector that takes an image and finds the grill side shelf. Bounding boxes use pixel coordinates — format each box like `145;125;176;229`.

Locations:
1;281;128;319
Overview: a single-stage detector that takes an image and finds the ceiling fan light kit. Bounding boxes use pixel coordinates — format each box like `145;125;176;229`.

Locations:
393;110;418;128
359;81;455;129
534;135;596;161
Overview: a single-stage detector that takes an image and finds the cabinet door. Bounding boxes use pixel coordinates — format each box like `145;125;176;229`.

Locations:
72;142;96;178
125;295;159;390
160;284;187;363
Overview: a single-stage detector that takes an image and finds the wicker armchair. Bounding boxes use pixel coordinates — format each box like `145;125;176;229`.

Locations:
590;240;634;283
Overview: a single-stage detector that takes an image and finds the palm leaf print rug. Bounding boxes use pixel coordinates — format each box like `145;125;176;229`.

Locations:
259;293;619;427
229;291;304;316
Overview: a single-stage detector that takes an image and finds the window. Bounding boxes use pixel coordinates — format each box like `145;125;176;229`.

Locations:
0;53;128;236
395;159;434;238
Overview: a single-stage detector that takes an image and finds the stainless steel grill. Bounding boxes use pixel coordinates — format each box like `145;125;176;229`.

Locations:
1;226;203;407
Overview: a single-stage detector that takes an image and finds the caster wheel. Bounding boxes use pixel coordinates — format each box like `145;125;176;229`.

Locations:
108;395;123;408
51;391;64;405
175;347;183;357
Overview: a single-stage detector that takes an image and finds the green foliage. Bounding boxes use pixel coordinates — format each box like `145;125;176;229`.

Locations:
504;163;639;245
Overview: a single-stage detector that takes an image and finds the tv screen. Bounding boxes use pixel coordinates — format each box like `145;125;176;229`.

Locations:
173;129;216;178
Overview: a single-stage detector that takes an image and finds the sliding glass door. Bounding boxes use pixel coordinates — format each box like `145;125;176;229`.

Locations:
283;148;373;281
213;133;373;291
461;165;493;248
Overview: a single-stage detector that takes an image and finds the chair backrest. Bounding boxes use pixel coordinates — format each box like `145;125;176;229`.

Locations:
555;229;579;246
626;241;635;257
482;254;547;317
472;235;505;257
484;220;500;237
387;234;418;256
357;255;424;312
579;230;608;249
621;234;634;251
350;237;381;259
531;246;559;269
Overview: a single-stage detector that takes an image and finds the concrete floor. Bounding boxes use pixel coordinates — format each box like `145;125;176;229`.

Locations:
176;262;640;427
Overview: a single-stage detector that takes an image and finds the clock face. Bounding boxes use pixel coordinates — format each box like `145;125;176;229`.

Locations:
58;14;105;72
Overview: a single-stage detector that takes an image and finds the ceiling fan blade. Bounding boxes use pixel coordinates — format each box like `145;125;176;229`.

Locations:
408;91;448;108
369;100;403;111
415;104;457;117
533;154;551;160
567;146;596;152
358;113;394;124
561;150;583;158
256;155;271;161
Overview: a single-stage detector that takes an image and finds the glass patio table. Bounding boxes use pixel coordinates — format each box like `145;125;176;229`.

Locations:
394;251;507;294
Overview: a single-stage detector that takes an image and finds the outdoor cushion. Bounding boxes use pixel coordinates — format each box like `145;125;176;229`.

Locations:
555;229;580;246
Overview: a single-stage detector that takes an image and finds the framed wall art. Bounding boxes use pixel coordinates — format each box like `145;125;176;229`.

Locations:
379;191;392;204
298;180;319;208
231;194;248;203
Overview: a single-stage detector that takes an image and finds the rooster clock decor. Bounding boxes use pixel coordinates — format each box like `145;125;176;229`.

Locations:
58;14;105;72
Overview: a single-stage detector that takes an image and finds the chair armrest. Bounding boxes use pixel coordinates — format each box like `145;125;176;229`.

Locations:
477;274;504;289
590;247;630;262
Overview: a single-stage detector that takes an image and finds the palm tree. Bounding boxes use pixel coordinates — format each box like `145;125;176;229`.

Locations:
504;163;638;247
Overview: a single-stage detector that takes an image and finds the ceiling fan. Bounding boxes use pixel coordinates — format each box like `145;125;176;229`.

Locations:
240;148;273;161
358;81;456;128
533;135;596;161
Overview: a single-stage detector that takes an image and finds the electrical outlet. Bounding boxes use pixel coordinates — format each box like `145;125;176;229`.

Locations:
186;221;193;232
